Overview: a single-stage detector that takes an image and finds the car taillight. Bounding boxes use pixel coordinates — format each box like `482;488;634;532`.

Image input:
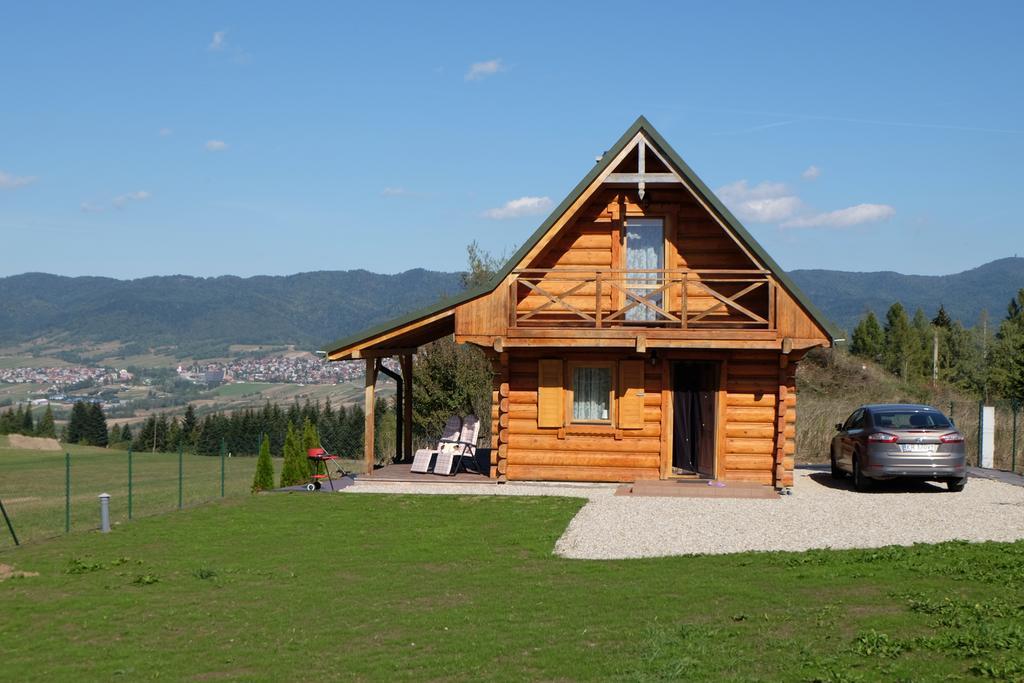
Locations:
940;432;964;443
868;432;899;443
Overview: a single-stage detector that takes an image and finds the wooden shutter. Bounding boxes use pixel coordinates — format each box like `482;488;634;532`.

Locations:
537;359;564;428
618;360;645;429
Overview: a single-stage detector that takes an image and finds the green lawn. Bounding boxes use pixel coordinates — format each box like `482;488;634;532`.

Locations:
0;443;260;545
1;493;1021;681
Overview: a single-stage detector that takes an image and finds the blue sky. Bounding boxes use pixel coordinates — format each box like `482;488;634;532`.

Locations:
1;1;1021;279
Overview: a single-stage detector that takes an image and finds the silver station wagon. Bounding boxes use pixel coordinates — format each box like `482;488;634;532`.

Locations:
830;404;967;492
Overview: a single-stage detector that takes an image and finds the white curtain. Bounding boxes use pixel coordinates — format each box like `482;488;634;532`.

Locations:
573;367;610;421
625;218;664;321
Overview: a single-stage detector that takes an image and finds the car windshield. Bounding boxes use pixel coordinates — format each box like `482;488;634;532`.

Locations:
872;410;951;430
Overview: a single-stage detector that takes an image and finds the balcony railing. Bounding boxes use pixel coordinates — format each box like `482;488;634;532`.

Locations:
510;269;775;330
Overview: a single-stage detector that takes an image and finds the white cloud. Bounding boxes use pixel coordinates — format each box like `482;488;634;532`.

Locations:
158;127;173;137
82;190;151;213
483;196;553;220
0;170;38;190
781;203;895;229
801;165;821;180
465;58;504;81
209;30;227;51
112;190;151;209
381;187;411;197
205;139;228;152
716;180;801;223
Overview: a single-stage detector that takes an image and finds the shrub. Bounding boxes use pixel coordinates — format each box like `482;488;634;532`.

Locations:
251;434;274;493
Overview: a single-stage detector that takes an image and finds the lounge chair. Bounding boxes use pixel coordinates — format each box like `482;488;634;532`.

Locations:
411;415;462;473
434;414;482;476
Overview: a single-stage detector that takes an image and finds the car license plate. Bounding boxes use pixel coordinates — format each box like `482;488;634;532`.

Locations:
899;443;938;454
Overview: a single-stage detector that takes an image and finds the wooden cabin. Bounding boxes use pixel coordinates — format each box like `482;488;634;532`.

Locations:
323;117;839;489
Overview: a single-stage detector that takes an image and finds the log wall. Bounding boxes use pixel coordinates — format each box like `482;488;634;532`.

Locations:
499;349;796;487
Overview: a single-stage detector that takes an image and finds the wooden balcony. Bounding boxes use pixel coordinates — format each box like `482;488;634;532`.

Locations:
509;269;776;331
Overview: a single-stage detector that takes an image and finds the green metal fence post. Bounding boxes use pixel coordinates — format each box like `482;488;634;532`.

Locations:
65;452;71;533
128;446;133;520
0;498;19;546
178;444;183;510
220;438;226;498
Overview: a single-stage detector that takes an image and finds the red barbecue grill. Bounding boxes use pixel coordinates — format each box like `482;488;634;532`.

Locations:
305;447;349;491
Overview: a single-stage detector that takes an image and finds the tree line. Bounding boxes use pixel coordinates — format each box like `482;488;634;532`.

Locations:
849;288;1024;402
0;403;56;438
125;399;389;458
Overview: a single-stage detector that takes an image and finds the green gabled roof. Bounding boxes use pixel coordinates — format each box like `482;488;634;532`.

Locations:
322;116;841;356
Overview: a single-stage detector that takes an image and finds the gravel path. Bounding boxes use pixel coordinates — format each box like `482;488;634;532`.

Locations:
555;470;1024;559
344;469;1024;559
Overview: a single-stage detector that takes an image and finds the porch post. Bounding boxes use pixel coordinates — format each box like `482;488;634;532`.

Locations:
364;358;379;475
401;353;413;462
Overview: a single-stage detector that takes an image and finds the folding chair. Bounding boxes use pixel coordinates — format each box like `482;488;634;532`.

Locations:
411;415;462;474
434;414;482;476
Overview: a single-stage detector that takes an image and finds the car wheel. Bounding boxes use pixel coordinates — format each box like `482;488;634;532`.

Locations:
830;449;844;479
852;454;871;492
946;477;966;492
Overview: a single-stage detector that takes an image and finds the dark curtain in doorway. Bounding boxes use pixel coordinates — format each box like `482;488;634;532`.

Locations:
672;362;717;475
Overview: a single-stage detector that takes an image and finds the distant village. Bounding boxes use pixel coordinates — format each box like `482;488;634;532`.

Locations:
0;354;398;408
175;355;390;385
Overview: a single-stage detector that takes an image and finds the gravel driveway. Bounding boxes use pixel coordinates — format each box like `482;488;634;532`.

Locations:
345;468;1024;559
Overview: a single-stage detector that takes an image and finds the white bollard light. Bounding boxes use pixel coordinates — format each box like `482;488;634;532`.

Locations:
98;493;111;533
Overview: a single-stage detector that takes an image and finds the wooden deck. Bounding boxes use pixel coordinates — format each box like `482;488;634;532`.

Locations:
360;462;495;484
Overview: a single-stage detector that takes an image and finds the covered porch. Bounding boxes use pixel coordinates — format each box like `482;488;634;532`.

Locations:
324;301;489;478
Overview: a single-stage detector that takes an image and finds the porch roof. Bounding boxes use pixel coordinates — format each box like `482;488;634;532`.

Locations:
322;116;842;360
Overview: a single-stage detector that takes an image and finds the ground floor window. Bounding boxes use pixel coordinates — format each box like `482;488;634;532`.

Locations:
570;364;612;423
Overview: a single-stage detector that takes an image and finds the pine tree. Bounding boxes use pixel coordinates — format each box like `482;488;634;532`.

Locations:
302;417;319;478
121;423;133;443
932;305;953;328
21;405;34;435
154;414;170;452
0;407;15;435
66;401;88;444
35;405;56;438
181;404;198;447
883;303;913;379
279;423;306;487
133;415;156;451
850;311;885;362
252;434;275;493
990;289;1024;402
86;403;108;447
910;308;933;379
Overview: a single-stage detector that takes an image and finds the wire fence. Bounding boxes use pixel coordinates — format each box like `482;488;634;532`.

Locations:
0;443;261;548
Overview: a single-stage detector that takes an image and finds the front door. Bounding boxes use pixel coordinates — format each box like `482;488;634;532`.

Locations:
672;361;717;477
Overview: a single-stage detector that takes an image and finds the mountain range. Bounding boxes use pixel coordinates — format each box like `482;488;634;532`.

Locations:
0;258;1020;356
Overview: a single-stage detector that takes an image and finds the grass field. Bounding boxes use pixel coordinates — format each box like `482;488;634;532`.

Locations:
212;381;277;397
1;492;1022;680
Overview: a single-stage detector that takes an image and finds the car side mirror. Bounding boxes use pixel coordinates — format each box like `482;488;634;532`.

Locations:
834;423;844;432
